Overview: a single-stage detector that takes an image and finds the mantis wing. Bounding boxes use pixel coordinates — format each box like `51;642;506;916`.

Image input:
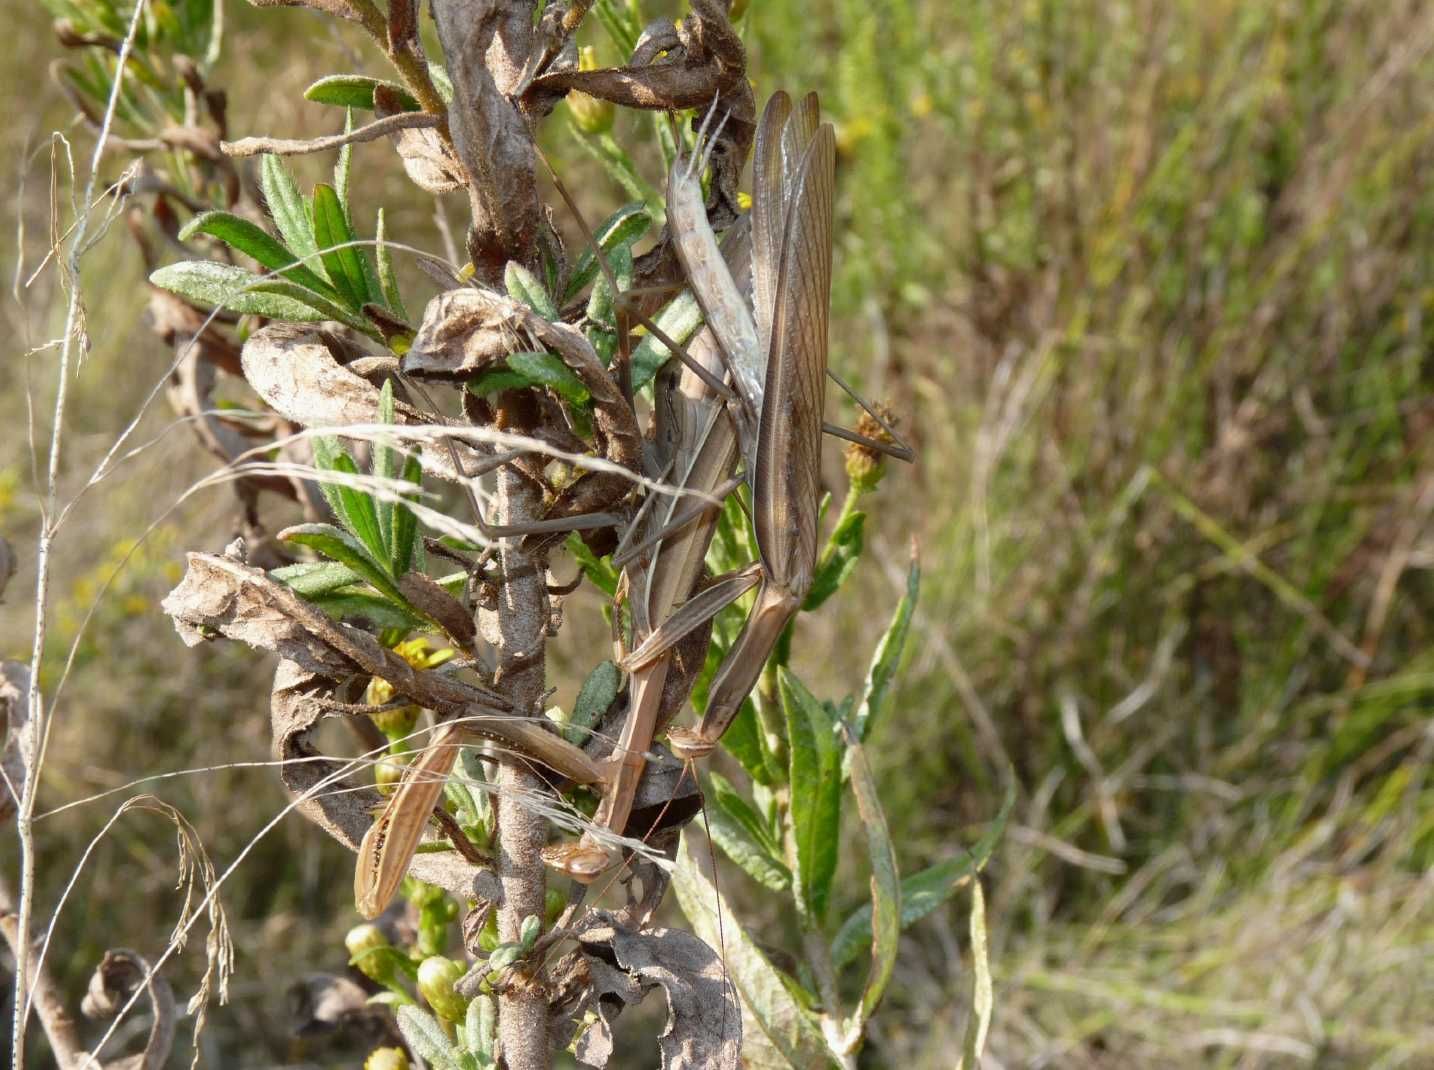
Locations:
752;120;835;594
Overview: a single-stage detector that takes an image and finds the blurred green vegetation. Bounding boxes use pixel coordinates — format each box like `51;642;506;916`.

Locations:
6;0;1434;1066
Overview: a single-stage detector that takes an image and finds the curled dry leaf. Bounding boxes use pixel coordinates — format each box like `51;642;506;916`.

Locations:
0;537;15;603
240;322;484;483
571;912;740;1070
0;661;33;821
286;972;393;1041
375;85;465;193
81;949;177;1070
404;287;642;540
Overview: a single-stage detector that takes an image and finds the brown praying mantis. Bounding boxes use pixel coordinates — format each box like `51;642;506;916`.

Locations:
355;89;911;909
550;90;912;878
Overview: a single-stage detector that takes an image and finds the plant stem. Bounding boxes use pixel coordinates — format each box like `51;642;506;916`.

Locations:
478;464;551;1070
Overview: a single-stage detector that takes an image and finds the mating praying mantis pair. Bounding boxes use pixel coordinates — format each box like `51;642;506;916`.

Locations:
354;90;912;917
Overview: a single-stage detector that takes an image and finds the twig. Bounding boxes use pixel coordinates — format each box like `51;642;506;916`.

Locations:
15;0;148;1064
480;465;553;1070
221;111;439;157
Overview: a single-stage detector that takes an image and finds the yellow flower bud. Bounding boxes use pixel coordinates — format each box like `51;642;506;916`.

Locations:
844;404;900;496
568;47;615;135
417;955;469;1022
364;1048;410;1070
345;924;395;985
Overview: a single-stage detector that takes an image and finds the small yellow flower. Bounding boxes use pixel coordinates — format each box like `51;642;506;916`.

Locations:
364;1047;410;1070
568;47;615;136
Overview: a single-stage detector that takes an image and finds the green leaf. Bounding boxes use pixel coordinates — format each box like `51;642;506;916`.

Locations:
566;660;620;745
804;510;865;611
310;436;354;532
503;261;558;321
311;182;370;310
375;208;409;320
148;261;373;333
259;154;321;272
391;451;423;575
705;773;790;891
311;442;387;562
564;532;618;597
852;553;920;744
562;202;651;304
304;73;420;111
844;732;900;1024
672;835;829;1070
630;289;704;393
397;1006;462;1068
584;242;633;328
958;881;993;1070
280;523;412;609
178;212;339;300
831;777;1013;970
374;381;398;558
716;699;774;786
462;991;493;1058
519;914;541;951
506;351;590;405
487;942;524;973
780;668;841;926
465;370;536;399
268;560;361;598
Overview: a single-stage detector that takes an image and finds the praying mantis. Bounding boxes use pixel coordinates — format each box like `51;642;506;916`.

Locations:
355;89;911;908
552;90;912;877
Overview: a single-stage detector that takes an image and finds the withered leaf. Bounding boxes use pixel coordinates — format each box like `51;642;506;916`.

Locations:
375;85;465;193
241;322;484;483
573;912;740;1070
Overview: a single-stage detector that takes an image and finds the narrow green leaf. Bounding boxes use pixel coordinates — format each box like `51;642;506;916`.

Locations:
311;182;369;310
519;914;541;951
564;532;617;597
178;212;339;299
466;370;536;399
845;732;900;1024
375;208;409;320
332;122;384;310
259;154;321;272
584;242;633;328
312;589;424;631
268;560;361;598
832;777;1014;969
506;351;589;405
780;668;841;926
280;523;409;608
566;660;620;745
705;774;790;891
708;772;781;855
397;1006;462;1068
672;835;829;1070
316;448;387;563
562;202;651;304
374;381;398;559
334;110;355;226
428;62;454;103
630;290;703;393
149;261;376;335
804;510;865;611
503;261;558;321
304;73;420;111
311;436;355;531
958;881;993;1070
853;553;920;744
391;451;423;576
